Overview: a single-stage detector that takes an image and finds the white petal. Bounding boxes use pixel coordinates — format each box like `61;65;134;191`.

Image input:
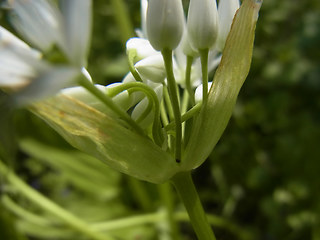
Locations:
0;49;35;89
0;25;28;49
0;26;41;57
59;0;92;67
8;0;62;51
15;66;80;105
60;84;113;113
0;27;41;90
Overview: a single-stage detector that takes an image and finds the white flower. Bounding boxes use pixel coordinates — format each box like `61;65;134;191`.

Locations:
7;0;62;52
146;0;185;51
0;26;40;91
125;0;223;91
187;0;219;50
5;0;92;67
0;0;92;104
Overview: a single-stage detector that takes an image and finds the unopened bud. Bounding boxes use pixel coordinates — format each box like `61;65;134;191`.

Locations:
146;0;185;51
135;55;166;83
187;0;219;50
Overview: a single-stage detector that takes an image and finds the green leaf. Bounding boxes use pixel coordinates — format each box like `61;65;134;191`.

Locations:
183;0;263;169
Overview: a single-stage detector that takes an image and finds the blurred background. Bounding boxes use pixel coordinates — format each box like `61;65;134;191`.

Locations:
1;0;319;239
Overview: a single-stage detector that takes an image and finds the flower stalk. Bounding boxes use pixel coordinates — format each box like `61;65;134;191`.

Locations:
171;171;217;240
161;48;182;162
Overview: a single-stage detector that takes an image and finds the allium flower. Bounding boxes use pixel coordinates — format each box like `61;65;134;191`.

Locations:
4;0;262;184
127;0;222;94
0;0;92;105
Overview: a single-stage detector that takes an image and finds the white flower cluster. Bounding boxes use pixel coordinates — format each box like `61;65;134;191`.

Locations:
122;0;240;109
0;0;239;132
0;0;92;104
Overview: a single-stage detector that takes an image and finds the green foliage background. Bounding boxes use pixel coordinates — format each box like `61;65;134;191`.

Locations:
1;0;319;239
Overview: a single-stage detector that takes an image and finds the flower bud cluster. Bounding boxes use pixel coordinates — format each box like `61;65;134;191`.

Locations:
0;0;261;184
145;0;239;53
107;0;241;133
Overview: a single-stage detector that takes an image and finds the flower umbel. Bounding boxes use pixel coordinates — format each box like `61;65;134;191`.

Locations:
1;0;263;182
0;1;263;239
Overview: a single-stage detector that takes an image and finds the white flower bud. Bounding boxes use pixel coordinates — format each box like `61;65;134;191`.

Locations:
146;0;185;51
135;54;166;83
181;29;199;57
126;37;159;62
217;0;240;51
60;85;108;112
106;83;133;111
187;0;219;50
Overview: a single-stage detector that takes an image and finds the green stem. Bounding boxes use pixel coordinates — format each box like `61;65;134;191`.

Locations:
185;55;195;105
127;49;143;82
181;90;189;139
161;49;182;162
165;103;201;131
0;160;113;240
108;82;163;144
199;49;209;106
158;183;181;240
110;0;134;45
78;78;144;135
171;171;217;240
160;101;169;127
163;84;174;121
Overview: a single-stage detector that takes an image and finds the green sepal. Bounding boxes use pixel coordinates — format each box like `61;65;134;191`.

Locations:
30;94;177;184
182;0;263;169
